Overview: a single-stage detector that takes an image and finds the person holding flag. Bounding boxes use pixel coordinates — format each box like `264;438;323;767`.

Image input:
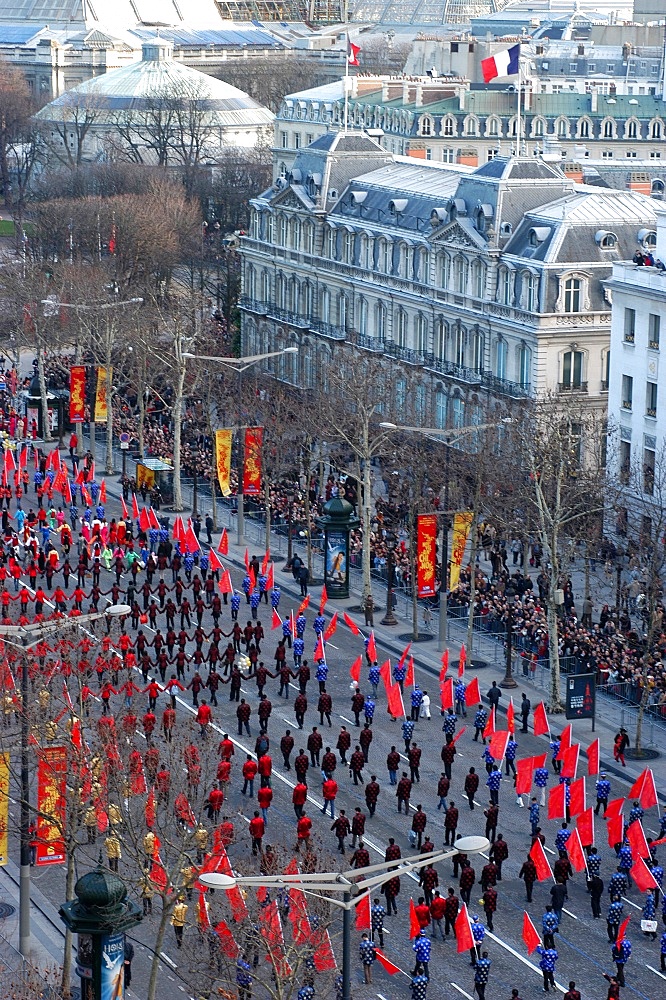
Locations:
536;943;559;993
473;951;491;1000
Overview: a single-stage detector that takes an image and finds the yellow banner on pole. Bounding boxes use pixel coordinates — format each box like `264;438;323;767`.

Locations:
94;366;112;422
449;511;474;591
215;429;233;497
0;751;9;866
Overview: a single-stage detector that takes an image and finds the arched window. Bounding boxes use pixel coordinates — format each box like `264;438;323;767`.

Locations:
261;270;270;302
626;119;638;139
435;389;447;429
472;329;485;372
562;350;584;388
519;345;532;387
265;214;274;243
453;325;466;367
415;384;426;423
275;274;286;309
420;115;433;136
532;118;544;137
251;211;260;239
399;243;413;279
440;253;451;288
454;256;468;293
452;394;465;429
418;250;430;283
556;118;568;138
380;239;392;274
578;118;590;139
343;230;354;264
487;117;499;136
603;119;614;139
523;272;537;312
304;222;315;255
465;116;479;136
395;309;407;348
496;339;507;380
472;261;485;298
443;116;455;136
651;120;662;140
434;318;446;359
415;314;428;355
326;227;336;259
498;267;512;306
376;302;387;343
304;351;314;388
277;215;287;246
302;282;313;317
358;297;368;337
338;293;348;330
246;266;255;301
321;287;330;323
564;276;582;313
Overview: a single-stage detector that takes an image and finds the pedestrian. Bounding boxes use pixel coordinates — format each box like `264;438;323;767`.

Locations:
611;936;631;986
519;854;537;903
430;890;446;939
613;728;629;767
365;775;380;817
444;801;458;846
563;983;581;1000
371;898;386;947
438;771;451;811
412;929;431;979
520;693;531;733
489;834;508;879
483;884;497;931
487;766;502;806
443;887;459;936
473;704;487;743
484;801;499;842
411;804;427;849
542;905;559;948
464;767;479;810
249;811;265;855
397;772;412;814
473;951;491;999
607;898;623;943
124;939;134;990
321;773;337;818
529;797;540;836
537;944;558;992
171;896;188;948
595;772;611;815
359;933;375;984
590;874;604;918
331;810;350;853
411;972;428;1000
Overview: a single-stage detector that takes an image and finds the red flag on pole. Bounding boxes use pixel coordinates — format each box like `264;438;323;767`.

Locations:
350;656;362;684
366;630;377;663
375;949;402;976
605;797;625;818
607;813;624;849
488;729;510;762
218;528;229;555
465;676;480;706
440;649;449;679
149;506;160;530
266;562;274;590
314;633;325;662
626;819;651;860
132;493;140;520
323;612;338;641
569;776;586;817
547;782;566;821
172;516;183;542
587;738;600;777
387;682;405;720
639;769;658;809
522;911;541;954
533;701;549;736
506;697;515;734
458;643;466;677
319;586;328;615
404;656;414;687
379;660;391;689
343;612;361;636
529;838;553;881
208;548;222;572
630;857;658;891
560;744;580;779
452;726;467;744
271;609;282;630
262;550;270;575
516;757;534;796
577;807;594;847
398;643;412;668
440;677;453;711
629;768;653;805
219;571;233;595
568;829;587;873
616;915;631;945
215;920;240;959
408;898;420;939
483;706;496;740
355;894;371;930
556;724;572;759
63;478;72;504
244;548;250;572
455;903;474;953
297;595;311;616
139;507;150;532
120;497;129;520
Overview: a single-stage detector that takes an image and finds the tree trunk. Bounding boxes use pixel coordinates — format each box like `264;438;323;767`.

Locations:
105;335;114;475
172;356;186;512
546;599;563;712
362;444;373;604
146;904;171;1000
38;348;51;442
635;679;649;755
61;846;77;995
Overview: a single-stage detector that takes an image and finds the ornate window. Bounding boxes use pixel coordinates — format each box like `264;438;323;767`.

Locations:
439;253;451;288
454;256;468;294
304;222;315;255
464;116;479;136
277;214;287;246
452;394;465;429
358;297;368;337
415;314;428;354
532;118;544;138
496;339;507;380
522;271;537;312
420;115;433;136
472;261;485;298
498;267;513;306
434;318;446;360
443;116;456;137
562;350;584;388
376;302;387;343
453;325;466;367
651;120;662;140
578;118;591;139
519;345;532;387
395;308;407;348
602;118;616;139
435;388;447;429
563;276;582;313
338;293;348;330
625;118;639;140
472;329;484;372
321;287;330;323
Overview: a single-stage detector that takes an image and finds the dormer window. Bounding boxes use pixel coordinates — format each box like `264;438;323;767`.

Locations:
420;115;433;136
595;231;617;249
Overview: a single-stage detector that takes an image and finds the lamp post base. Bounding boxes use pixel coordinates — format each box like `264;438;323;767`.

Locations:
500;674;518;689
381;611;398;626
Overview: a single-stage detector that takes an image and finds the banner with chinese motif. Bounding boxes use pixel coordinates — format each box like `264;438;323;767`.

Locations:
69;366;86;423
36;746;67;866
449;511;474;591
94;367;111;423
0;752;9;866
243;427;263;495
416;513;438;598
215;429;232;497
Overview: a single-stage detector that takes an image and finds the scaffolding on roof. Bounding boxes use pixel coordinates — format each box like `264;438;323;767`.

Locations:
213;0;344;22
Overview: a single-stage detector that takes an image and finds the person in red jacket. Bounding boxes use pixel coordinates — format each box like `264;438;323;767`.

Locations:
242;756;258;797
258;783;273;823
321;775;338;818
414;896;431;929
292;781;308;818
142;710;156;739
196;699;212;739
249;810;265;855
296;813;312;851
430;890;447;939
219;734;235;761
257;753;272;788
207;783;224;822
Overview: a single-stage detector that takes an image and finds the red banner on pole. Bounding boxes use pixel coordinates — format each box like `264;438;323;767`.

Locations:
416;514;438;598
243;426;263;495
69;366;86;423
36;746;67;865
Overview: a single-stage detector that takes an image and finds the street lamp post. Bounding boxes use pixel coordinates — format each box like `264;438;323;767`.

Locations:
380;418;513;651
0;604;130;958
501;580;518;689
184;347;298;546
284;489;295;571
380;528;398;626
199;836;488;1000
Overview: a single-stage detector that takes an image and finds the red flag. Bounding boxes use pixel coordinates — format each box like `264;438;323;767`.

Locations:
452;726;467;744
314;633;325;662
547;783;566;821
529;838;553;881
244;548;250;572
616;915;631;945
312;928;336;972
323;612;338;641
568;829;587;873
522;911;541;954
408;898;420;939
139;507;150;532
440;677;453;711
587;738;600;777
319;586;327;615
219;571;233;595
266;563;274;590
506;697;515;734
375;949;402;976
63;478;72;504
172;516;184;542
120;497;129;520
285;867;311;945
4;449;15;473
440;650;449;679
185;524;200;553
349;656;362;684
271;609;282;630
198;891;210;931
398;643;412;668
626;819;650;860
215;919;239;959
556;724;572;759
560;744;580;779
533;701;549;736
629;768;652;804
483;706;496;739
404;656;414;687
149;507;160;530
577;807;594;847
488;729;510;762
379;660;391;689
262;550;270;575
99;480;107;504
516;756;534;796
607;813;624;849
455;903;474;953
208;548;222;572
218;528;229;555
132;493;139;520
297;594;311;616
355;894;371;930
533;753;548;769
606;797;625;818
630;857;658;890
366;630;377;663
569;776;586;817
639;769;658;809
387;681;405;720
343;612;360;635
150;858;168;891
458;644;466;677
465;676;480;706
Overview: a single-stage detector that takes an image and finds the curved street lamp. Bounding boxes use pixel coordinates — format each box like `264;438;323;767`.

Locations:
184;347;299;546
200;835;489;1000
379;418;514;651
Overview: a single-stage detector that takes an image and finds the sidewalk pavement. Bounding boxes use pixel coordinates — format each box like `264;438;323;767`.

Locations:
0;857;73;976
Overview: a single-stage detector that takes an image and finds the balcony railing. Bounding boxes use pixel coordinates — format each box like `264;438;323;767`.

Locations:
647;407;657;418
558;381;588;393
308;318;347;340
240;296;267;314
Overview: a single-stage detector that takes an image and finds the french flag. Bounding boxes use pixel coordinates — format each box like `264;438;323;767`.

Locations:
481;44;520;83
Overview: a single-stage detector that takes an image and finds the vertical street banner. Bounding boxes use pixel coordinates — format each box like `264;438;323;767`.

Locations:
215;429;233;497
243;426;263;495
0;752;9;866
100;932;125;1000
94;367;111;422
69;366;86;423
449;511;474;591
36;746;67;866
566;672;596;721
416;513;438;598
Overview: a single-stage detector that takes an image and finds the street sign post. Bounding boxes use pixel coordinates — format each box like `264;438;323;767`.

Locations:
565;671;596;730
